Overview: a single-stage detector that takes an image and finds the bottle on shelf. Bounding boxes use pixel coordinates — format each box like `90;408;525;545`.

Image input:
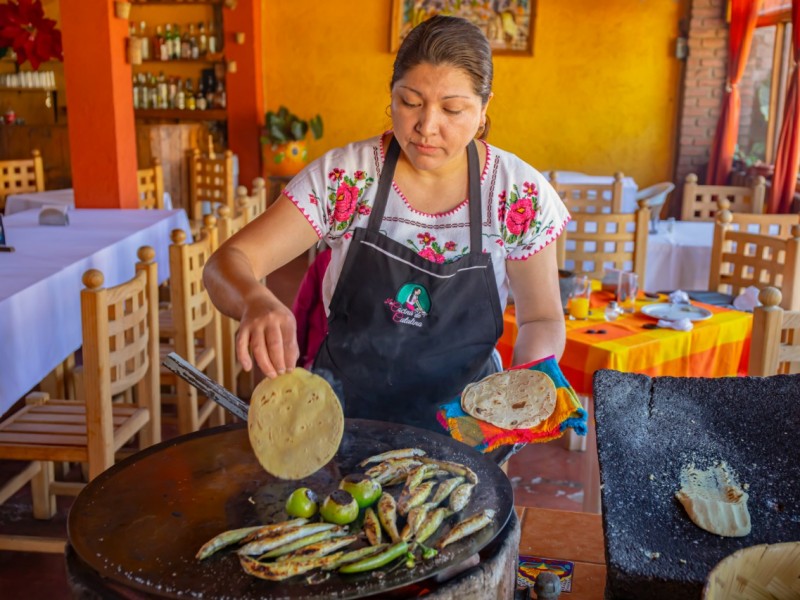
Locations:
155;25;167;62
163;24;173;61
185;78;196;110
147;73;158;110
181;26;191;60
139;21;150;60
132;74;141;110
208;20;217;54
215;79;226;109
171;24;181;61
175;79;186;110
168;76;178;109
198;22;208;56
189;24;199;60
196;80;208;111
157;72;168;109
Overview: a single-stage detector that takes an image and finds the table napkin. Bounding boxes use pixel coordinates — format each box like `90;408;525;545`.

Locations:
436;356;587;453
668;290;690;304
733;285;761;312
657;317;693;331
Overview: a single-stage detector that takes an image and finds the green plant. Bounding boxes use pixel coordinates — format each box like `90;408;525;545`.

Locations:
261;106;323;146
733;142;766;168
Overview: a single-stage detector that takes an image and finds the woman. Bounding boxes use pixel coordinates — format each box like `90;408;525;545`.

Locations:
203;15;568;431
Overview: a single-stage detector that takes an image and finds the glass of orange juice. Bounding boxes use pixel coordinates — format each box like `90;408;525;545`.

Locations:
569;275;591;320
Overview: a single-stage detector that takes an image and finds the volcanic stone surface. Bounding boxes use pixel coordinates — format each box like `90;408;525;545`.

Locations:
593;371;800;600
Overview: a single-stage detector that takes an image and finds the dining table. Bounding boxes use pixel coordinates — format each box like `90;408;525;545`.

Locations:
644;220;714;293
496;291;752;396
4;188;174;215
0;208;192;416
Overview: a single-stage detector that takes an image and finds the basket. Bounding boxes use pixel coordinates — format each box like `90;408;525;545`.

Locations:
703;542;800;599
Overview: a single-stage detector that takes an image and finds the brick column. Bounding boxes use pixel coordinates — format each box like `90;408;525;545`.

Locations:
672;0;729;215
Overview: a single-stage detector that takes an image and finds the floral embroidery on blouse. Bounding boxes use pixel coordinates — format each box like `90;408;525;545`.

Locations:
326;168;375;233
487;180;558;255
406;231;469;264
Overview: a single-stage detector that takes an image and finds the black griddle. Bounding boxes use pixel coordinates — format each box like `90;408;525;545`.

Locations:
593;370;800;600
67;419;513;599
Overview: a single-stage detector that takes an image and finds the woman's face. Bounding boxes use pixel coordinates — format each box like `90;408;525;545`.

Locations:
391;62;490;174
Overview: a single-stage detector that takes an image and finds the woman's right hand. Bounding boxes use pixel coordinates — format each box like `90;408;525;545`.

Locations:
235;289;300;378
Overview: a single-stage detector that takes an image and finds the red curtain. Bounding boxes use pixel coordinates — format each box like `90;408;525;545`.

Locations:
706;0;760;185
768;2;800;213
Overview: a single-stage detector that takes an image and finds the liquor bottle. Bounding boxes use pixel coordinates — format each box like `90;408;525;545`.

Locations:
168;76;178;109
132;74;141;110
197;22;208;56
208;20;217;54
181;26;191;60
157;72;168;109
175;80;186;110
185;79;196;110
156;25;168;62
148;73;159;110
171;24;181;60
189;24;199;60
139;21;150;60
196;81;208;111
164;24;174;61
215;80;226;109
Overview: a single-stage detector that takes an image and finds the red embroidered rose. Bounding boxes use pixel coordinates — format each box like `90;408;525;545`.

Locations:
354;170;366;180
328;168;345;182
523;181;538;197
445;241;456;251
419;247;445;263
357;203;371;215
333;183;359;222
507;198;535;236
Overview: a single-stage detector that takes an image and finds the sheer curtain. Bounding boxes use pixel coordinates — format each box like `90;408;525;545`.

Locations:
706;0;760;185
768;3;800;213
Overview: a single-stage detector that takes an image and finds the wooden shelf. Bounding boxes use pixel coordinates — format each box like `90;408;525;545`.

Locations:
0;87;56;92
135;108;227;121
137;54;224;65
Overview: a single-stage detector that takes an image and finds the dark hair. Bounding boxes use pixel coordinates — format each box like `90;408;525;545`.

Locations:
391;15;494;108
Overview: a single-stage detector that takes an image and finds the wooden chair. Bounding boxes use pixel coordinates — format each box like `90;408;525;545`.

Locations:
681;173;766;221
714;198;800;238
187;148;235;223
559;198;650;282
160;220;225;434
749;287;800;375
550;171;625;213
0;149;45;212
237;178;268;224
137;158;165;210
0;246;160;553
709;208;800;310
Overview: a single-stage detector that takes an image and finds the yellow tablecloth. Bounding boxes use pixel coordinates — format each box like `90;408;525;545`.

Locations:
497;293;752;395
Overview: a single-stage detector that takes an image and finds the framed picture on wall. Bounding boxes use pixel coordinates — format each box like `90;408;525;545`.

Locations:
390;0;536;56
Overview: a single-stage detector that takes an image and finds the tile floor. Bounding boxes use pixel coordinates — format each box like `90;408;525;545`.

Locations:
0;254;600;598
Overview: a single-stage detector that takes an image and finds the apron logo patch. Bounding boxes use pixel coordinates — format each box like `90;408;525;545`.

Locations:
384;283;430;327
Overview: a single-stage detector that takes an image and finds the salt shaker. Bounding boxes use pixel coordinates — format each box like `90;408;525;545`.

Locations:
605;301;621;321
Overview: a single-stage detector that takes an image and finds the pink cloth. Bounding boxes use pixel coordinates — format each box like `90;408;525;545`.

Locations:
291;248;332;368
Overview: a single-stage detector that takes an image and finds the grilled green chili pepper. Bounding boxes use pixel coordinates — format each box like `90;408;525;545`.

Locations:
338;541;409;574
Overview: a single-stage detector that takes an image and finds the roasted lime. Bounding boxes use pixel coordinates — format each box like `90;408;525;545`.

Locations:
285;487;318;518
339;474;382;508
319;489;359;525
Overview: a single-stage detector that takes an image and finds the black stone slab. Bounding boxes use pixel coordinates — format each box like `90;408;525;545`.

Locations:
593;371;800;600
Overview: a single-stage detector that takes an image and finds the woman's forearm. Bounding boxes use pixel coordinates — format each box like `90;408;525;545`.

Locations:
511;318;566;366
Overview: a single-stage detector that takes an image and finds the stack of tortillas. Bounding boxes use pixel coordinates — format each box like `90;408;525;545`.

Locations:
461;369;557;430
248;368;344;480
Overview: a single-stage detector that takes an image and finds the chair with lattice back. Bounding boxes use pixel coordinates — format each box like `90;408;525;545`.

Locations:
0;149;45;212
137;158;165;210
0;246;160;553
160;219;225;434
187;148;235;223
560;198;650;281
550;171;625;213
749;287;800;376
236;178;267;224
681;173;766;221
709;207;800;310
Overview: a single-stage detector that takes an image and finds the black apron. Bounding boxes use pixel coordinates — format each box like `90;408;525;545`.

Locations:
314;137;504;431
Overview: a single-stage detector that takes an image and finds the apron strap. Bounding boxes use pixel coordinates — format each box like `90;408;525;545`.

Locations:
368;136;483;255
367;137;401;232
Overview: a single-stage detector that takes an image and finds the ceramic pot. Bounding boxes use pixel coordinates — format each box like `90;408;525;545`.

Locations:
262;140;308;177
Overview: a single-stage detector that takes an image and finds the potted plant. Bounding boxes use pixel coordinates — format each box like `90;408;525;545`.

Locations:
261;106;323;177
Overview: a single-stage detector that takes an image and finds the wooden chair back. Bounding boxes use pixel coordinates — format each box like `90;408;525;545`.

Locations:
164;219;225;433
237;178;268;224
550;171;625;213
561;198;650;281
681;173;766;221
749;287;800;375
715;198;800;238
137;158;165;210
0;149;45;211
709;208;800;310
187;148;235;222
0;247;160;552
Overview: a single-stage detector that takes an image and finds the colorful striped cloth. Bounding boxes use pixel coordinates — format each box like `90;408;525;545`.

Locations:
436;356;587;454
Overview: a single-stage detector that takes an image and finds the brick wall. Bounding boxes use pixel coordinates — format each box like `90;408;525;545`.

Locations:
673;0;729;200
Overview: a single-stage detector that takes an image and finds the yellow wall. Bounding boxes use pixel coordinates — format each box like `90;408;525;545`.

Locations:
264;0;688;188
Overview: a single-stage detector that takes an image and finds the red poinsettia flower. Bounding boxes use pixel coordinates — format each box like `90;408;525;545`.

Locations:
0;0;63;71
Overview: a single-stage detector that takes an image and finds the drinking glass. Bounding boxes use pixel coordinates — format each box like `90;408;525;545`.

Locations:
618;272;639;313
569;275;592;320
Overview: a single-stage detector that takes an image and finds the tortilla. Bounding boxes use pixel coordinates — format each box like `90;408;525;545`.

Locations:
675;462;751;537
461;369;557;430
248;368;344;480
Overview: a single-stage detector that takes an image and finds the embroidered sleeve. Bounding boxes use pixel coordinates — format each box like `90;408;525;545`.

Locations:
284;143;377;240
497;171;570;260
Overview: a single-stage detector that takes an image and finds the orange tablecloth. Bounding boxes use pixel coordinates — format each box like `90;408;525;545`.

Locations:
497;293;752;395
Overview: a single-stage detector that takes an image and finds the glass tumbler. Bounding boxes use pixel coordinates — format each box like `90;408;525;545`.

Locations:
568;275;592;320
619;272;639;313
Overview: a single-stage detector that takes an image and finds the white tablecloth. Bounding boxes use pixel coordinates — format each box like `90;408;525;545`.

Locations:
0;208;192;415
5;188;173;215
546;171;639;212
644;221;714;293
